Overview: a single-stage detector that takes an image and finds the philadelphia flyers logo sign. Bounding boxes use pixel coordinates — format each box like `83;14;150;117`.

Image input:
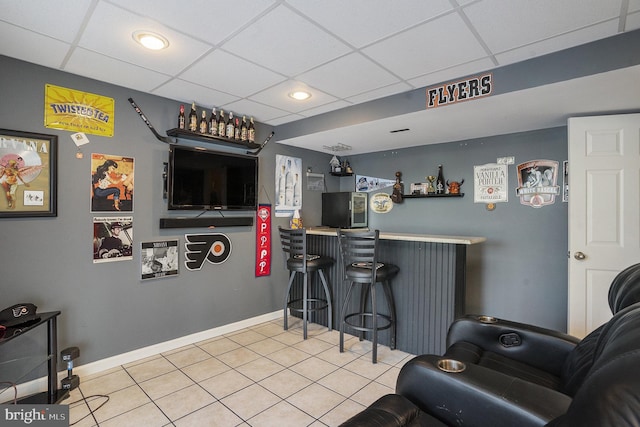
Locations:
184;233;232;271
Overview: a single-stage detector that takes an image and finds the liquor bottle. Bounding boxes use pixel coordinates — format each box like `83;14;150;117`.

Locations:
234;117;240;140
436;164;445;194
218;110;226;137
199;110;208;134
188;102;197;132
240;116;248;141
248;117;255;143
226;111;235;139
209;108;218;136
178;104;185;129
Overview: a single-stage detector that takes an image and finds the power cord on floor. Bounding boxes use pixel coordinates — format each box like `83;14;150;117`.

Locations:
67;385;109;426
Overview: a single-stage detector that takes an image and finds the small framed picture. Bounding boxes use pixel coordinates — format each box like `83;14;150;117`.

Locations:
141;240;179;280
0;129;57;217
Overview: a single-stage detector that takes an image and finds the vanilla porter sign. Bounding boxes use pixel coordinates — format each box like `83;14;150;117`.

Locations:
474;163;508;203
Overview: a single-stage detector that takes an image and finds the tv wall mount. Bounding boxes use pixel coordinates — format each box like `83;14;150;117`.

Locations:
128;98;273;155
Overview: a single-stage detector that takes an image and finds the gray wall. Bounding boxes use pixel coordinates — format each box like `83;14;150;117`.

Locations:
341;128;568;328
1;54;568;372
0;55;333;365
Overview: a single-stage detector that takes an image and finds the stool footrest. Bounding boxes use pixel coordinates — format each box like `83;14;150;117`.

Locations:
344;312;393;332
287;298;329;314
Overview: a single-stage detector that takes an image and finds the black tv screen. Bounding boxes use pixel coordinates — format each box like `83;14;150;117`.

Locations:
168;145;258;211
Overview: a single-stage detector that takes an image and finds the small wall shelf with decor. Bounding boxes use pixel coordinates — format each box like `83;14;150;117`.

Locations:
403;193;465;198
166;128;261;150
330;171;354;177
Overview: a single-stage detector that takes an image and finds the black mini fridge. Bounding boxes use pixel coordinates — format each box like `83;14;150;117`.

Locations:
321;192;368;228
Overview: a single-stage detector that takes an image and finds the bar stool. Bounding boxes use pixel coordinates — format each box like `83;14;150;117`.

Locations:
278;226;334;339
337;229;399;363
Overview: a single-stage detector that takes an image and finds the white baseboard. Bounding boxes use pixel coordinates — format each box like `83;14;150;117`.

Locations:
1;310;281;403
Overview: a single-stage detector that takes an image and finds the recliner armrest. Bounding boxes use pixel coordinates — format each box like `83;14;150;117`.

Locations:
446;315;580;376
396;354;572;427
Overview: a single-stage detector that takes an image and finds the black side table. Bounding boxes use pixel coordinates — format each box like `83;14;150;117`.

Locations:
0;311;68;404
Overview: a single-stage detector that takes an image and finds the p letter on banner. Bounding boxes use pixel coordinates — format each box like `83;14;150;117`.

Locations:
256;204;271;277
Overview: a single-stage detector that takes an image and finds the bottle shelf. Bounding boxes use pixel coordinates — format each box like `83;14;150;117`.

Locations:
403;193;464;198
166;128;261;150
330;171;353;177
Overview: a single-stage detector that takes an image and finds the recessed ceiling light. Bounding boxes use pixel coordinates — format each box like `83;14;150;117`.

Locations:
289;91;311;101
133;31;169;50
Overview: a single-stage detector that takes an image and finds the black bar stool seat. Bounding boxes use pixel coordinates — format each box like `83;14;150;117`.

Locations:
337;229;399;363
279;227;334;339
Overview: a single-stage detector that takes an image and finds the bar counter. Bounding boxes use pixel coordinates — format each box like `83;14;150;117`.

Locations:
299;227;486;356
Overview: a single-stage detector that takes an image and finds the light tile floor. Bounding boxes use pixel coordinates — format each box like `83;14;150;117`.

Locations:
66;316;415;426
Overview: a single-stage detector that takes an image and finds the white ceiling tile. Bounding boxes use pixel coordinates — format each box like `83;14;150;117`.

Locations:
64;48;171;92
407;58;497;88
495;21;619;66
346;82;414;105
298;53;400;98
464;0;623;54
299;100;353;118
0;0;91;43
362;13;487;79
222;5;351;76
180;50;285;97
0;23;71;69
286;0;453;47
78;2;212;76
221;99;289;123
269;114;305;126
107;0;277;44
249;80;338;113
152;79;240;109
630;0;640;12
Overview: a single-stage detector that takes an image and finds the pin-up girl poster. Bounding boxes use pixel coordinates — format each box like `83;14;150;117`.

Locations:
91;153;134;212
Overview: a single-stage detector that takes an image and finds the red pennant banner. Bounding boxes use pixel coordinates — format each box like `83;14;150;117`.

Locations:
255;204;271;277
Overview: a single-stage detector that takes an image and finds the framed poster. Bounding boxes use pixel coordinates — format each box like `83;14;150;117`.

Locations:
141;240;179;280
0;129;57;218
91;153;134;212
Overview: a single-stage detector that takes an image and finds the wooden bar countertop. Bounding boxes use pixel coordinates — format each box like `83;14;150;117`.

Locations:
305;227;486;245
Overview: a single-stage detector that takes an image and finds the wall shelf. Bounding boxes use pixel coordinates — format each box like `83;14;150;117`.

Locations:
403;193;465;198
330;171;353;177
166;128;261;150
159;216;254;229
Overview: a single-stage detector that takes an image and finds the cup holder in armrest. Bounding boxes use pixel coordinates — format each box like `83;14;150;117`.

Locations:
477;315;498;323
437;359;466;373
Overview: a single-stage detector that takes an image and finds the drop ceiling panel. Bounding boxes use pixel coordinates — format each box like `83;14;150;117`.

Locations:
79;2;212;75
0;0;92;43
222;99;289;123
407;57;496;88
223;5;351;76
347;82;414;105
286;0;453;48
495;20;620;66
249;80;338;113
0;23;71;69
297;53;401;98
298;100;354;118
152;79;240;110
465;0;623;54
179;50;285;97
107;0;277;44
362;12;487;79
65;48;172;93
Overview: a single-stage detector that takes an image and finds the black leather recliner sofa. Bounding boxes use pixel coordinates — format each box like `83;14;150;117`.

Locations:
339;264;640;427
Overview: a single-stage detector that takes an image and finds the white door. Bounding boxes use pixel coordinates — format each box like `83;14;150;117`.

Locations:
568;113;640;338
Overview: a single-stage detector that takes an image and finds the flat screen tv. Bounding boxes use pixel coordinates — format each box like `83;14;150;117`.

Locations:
168;145;258;211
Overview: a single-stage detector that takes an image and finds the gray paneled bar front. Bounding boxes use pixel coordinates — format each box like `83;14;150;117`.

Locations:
297;229;486;356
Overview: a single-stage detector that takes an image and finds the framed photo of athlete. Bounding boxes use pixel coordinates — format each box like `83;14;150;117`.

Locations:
0;129;57;218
